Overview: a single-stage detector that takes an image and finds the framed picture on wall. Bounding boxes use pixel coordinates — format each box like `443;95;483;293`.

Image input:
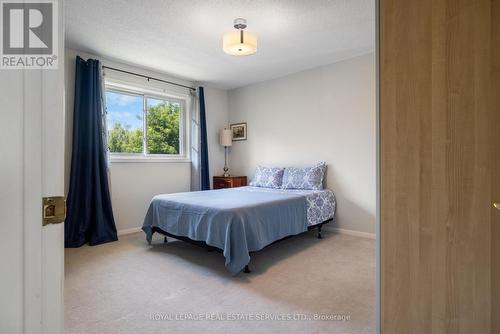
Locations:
230;122;247;141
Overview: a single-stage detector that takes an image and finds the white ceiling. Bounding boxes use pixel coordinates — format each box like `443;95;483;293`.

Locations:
65;0;375;89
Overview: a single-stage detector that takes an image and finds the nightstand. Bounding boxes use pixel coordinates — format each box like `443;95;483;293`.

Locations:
213;176;247;189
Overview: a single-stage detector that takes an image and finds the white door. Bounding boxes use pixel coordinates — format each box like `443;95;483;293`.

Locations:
0;0;65;333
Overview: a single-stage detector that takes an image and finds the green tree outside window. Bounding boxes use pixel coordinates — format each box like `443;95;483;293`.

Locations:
146;101;180;154
107;96;180;155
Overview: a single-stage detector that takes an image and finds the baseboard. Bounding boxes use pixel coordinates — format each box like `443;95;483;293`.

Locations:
330;227;376;239
117;227;142;236
118;226;375;239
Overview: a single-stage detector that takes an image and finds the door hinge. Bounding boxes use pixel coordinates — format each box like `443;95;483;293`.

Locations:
42;196;66;226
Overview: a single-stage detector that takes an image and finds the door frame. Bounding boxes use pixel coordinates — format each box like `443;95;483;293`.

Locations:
28;0;66;332
1;1;381;333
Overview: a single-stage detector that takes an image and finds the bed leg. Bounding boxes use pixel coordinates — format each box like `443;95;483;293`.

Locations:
243;265;251;274
164;236;168;243
317;224;323;239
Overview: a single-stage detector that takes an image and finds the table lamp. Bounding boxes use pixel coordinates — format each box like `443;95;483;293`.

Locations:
219;128;232;177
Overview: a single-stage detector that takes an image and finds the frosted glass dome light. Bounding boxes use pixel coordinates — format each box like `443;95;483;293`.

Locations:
223;18;257;56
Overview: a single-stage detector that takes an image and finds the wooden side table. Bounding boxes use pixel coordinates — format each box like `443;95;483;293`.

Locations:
213;176;247;190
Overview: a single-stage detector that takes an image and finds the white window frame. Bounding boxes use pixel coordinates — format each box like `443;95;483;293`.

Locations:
104;82;190;163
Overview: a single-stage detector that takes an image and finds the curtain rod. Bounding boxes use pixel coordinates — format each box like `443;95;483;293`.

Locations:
102;65;196;91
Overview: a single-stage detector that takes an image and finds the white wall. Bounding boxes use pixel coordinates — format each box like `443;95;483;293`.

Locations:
228;53;376;234
65;49;228;232
107;162;191;232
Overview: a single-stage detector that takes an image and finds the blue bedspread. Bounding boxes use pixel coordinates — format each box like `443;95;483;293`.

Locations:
142;188;308;274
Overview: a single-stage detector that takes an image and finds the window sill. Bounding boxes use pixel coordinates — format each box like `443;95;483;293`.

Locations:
109;156;191;163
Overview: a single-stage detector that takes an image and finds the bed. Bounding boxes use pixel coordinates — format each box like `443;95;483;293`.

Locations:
142;186;336;274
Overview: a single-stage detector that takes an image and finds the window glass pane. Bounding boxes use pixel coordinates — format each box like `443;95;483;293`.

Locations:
146;98;180;155
106;90;144;153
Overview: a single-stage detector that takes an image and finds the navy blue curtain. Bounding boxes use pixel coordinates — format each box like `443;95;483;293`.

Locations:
65;56;118;247
199;87;210;190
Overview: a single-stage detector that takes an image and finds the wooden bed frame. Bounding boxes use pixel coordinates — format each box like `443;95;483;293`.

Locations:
151;218;333;274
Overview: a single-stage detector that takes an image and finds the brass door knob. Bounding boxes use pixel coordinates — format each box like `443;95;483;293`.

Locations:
494;202;500;210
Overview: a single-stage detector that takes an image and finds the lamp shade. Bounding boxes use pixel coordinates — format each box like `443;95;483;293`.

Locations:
220;128;233;147
223;31;257;56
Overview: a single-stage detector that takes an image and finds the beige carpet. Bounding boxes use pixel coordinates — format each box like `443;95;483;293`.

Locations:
65;230;375;334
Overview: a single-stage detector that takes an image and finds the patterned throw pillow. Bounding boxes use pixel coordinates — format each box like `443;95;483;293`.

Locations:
281;162;327;190
249;166;285;188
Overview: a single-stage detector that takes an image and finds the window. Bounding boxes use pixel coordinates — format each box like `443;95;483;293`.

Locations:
106;90;144;154
105;86;186;159
146;97;181;154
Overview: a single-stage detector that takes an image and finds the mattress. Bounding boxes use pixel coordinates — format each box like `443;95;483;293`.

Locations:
234;186;336;226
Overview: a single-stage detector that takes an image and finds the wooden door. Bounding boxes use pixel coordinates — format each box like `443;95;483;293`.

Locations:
380;0;499;333
492;1;500;332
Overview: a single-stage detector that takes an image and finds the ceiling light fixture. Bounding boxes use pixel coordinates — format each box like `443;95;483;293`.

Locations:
223;18;257;56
